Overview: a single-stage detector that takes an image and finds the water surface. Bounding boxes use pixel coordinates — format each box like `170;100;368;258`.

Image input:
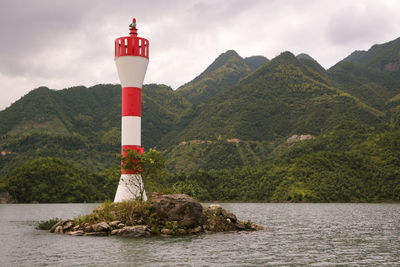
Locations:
0;203;399;266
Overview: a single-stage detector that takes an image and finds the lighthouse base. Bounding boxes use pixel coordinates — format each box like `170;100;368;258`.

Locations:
114;174;147;202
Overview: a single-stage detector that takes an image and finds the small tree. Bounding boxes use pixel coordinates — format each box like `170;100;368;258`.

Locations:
118;148;166;200
119;149;143;174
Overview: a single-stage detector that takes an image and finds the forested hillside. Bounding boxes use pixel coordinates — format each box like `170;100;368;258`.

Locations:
176;50;268;105
338;37;400;72
170;51;385;143
1;37;399;203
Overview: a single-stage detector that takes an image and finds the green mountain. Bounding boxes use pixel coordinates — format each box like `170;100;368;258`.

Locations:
171;51;384;143
338;37;400;72
296;53;315;61
386;93;400;127
244;55;269;71
1;49;390;175
176;50;255;105
296;54;328;78
161;51;388;172
328;62;400;110
1;37;400;202
328;38;400;110
142;84;192;148
0;83;190;176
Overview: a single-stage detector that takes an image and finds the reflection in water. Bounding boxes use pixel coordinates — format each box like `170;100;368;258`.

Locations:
0;203;399;265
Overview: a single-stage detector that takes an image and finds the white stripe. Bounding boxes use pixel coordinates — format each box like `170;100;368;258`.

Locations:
114;174;147;202
115;56;149;88
121;116;141;146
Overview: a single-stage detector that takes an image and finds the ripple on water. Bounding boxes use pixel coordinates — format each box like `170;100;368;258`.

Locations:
0;203;399;266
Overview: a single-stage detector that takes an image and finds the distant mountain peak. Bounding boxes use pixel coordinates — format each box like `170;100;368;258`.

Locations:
267;51;299;65
276;51;297;59
203;50;242;74
335;36;400;72
244;55;269;71
176;50;254;105
296;53;315;61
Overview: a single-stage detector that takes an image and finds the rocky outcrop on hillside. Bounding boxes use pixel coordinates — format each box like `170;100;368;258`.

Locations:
382;59;400;72
287;134;313;145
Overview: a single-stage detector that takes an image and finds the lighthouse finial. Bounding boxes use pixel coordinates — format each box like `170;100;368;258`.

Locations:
129;18;138;36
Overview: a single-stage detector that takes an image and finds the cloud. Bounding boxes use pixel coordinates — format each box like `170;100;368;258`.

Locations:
326;1;398;46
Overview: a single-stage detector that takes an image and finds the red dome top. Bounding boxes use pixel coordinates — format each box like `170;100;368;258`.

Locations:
115;18;149;59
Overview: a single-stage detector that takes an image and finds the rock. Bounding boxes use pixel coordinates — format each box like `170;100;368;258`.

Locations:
177;229;187;235
150;194;206;228
236;221;246;230
209;204;221;209
66;230;84;236
287;134;313;145
84;225;92;233
161;228;173;235
188;226;202;234
85;232;108;236
250;223;264;231
55;226;64;234
113;225;151;237
209;204;223;215
109;221;121;227
63;220;74;231
91;222;109;232
208;220;217;231
49;219;74;233
221;209;237;223
110;229;120;235
160;234;172;237
49;220;62;233
148;192;163;199
117;223;125;228
204;214;238;232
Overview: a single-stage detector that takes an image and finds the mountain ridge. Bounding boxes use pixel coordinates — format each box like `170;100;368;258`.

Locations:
335;37;400;72
0;36;399;176
176;50;259;105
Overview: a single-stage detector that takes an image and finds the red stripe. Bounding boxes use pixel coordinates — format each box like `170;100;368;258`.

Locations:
121;145;144;155
122;87;141;116
121;145;144;174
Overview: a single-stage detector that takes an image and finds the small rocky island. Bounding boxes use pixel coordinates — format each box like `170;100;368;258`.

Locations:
45;194;263;237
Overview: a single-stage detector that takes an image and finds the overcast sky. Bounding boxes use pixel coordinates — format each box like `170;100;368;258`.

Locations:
0;0;399;110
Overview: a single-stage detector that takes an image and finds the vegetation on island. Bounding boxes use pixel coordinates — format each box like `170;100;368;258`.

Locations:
39;194;262;237
36;217;61;230
1;36;400;203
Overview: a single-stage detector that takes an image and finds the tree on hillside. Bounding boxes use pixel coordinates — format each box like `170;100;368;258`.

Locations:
3;157;107;203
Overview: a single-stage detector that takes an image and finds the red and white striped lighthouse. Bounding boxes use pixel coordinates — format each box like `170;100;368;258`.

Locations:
114;18;149;202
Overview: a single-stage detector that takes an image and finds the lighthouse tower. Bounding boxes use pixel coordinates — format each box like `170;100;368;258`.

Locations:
114;18;149;202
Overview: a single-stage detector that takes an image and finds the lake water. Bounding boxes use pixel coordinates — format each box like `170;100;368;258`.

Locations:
0;203;399;266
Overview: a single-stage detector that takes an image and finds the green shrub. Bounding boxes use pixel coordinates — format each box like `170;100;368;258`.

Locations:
36;217;60;230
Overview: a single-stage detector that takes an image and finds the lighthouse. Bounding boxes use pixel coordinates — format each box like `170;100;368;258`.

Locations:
114;18;149;202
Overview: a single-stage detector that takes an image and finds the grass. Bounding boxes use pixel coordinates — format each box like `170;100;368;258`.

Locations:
36;217;60;230
73;200;160;231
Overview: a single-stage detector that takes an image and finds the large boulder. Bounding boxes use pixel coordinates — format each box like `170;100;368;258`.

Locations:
149;194;206;228
49;219;74;233
111;225;151;237
91;222;109;232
